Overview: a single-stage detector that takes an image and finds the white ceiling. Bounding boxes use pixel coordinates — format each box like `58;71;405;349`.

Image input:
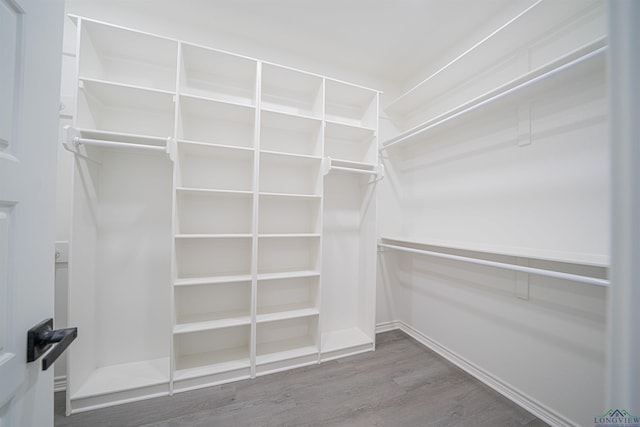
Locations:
66;0;521;88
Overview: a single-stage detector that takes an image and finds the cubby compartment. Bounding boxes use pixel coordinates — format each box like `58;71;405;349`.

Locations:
180;43;256;105
257;276;319;322
325;79;377;129
260;109;322;156
259;194;320;235
256;316;319;369
259;152;322;196
174;326;251;379
78;20;177;91
174;282;251;333
178;95;255;148
324;121;377;166
261;63;323;118
176;189;253;235
177;142;254;192
175;236;252;283
257;235;320;275
76;79;174;138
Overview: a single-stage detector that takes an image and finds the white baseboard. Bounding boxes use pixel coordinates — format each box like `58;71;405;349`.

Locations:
375;320;574;427
375;320;401;334
54;375;67;393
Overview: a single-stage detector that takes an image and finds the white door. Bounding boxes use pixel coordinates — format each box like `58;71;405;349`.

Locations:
0;0;64;425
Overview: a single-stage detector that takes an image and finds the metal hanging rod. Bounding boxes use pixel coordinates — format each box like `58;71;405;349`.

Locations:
72;137;166;152
378;242;609;287
330;166;378;175
381;44;607;152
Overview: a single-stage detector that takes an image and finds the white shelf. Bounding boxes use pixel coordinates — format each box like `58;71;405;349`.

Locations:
259;233;320;238
257;306;319;324
174;325;250;379
325;79;377;129
76;79;175;138
324;120;377;166
256;316;319;364
258;236;321;275
259;195;320;235
174;274;253;287
321;328;373;354
176;187;253;196
174;353;250;381
259;152;322;196
178;95;255;148
259;192;321;200
261;63;323;118
175;234;253;239
382;39;607;151
79;19;177;92
176;190;252;235
177;141;254;192
385;3;606;123
255;343;318;366
175;281;251;333
176;237;252;280
71;358;169;400
379;236;610;268
260;109;322;157
180;43;256;106
174;314;251;334
257;270;320;281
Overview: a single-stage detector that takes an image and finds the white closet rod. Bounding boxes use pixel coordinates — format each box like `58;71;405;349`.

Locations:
378;242;610;287
73;137;166;153
330;166;378;176
381;45;607;152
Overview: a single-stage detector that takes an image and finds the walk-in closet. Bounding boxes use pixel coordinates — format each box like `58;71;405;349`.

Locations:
46;1;639;426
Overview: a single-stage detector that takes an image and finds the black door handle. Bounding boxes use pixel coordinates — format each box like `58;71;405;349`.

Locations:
27;318;77;371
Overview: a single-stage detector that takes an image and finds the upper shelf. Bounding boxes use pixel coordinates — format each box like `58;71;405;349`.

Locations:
180;43;257;106
76;79;175;139
261;63;323;119
79;19;178;92
385;0;606;121
381;38;607;151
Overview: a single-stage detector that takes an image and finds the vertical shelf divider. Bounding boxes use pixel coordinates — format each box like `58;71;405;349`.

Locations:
250;61;263;379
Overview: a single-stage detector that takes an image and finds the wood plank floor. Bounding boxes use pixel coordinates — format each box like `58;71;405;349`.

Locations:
55;330;548;426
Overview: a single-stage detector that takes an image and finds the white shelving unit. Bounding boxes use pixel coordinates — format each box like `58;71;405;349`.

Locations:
66;15;380;414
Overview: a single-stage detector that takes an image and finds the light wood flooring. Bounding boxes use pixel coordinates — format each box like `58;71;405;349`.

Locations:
55;330;548;426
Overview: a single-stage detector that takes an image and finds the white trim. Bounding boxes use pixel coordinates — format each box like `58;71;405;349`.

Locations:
54;376;67;393
376;320;575;427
